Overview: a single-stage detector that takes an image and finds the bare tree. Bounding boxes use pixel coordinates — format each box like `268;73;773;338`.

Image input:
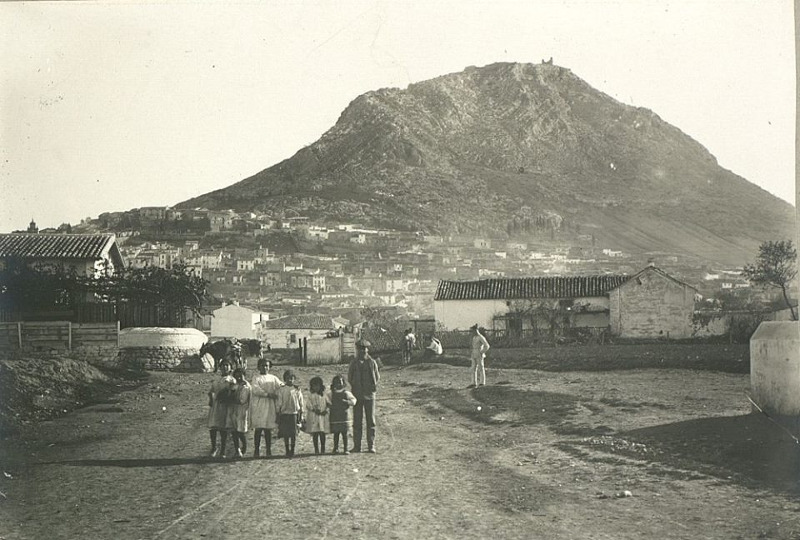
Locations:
742;240;797;321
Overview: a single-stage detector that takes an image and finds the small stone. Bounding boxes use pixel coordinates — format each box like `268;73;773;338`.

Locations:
162;407;167;412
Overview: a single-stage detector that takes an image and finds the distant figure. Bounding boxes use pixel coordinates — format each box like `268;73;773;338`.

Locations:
402;328;416;365
469;324;490;388
423;335;443;362
348;339;380;453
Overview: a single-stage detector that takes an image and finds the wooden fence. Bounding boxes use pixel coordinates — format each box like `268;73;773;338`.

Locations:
0;302;187;329
301;332;357;366
0;321;119;351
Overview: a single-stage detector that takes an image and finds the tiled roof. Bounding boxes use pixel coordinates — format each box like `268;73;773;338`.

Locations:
261;314;335;330
434;275;631;301
0;233;123;266
613;265;698;292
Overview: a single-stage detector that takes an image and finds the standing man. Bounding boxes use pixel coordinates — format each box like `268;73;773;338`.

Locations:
469;324;490;388
348;339;381;453
402;328;416;365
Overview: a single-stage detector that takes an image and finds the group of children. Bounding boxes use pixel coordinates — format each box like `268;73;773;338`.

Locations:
207;357;358;459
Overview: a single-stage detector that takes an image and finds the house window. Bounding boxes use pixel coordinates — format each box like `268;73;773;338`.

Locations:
290;333;297;344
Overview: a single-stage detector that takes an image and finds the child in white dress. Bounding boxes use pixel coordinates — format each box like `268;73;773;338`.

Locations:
207;361;235;458
304;376;330;455
250;358;282;457
226;368;251;459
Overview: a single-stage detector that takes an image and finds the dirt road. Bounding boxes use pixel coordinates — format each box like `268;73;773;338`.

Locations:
2;361;799;539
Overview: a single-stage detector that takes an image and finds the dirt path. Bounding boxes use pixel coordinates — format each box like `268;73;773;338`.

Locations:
2;363;800;539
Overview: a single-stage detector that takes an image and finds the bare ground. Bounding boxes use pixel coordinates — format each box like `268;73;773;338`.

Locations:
1;347;799;540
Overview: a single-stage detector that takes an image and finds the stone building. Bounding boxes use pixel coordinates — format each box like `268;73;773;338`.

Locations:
258;313;338;349
435;274;628;331
434;265;697;339
608;265;697;339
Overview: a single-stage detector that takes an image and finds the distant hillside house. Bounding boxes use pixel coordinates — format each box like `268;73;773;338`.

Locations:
259;314;338;349
434;266;697;339
0;233;124;277
210;303;268;340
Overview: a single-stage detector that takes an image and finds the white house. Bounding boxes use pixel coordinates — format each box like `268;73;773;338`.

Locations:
210;303;268;339
258;314;338;349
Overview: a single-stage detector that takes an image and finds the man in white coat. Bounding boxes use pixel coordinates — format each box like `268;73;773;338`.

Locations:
469;324;490;388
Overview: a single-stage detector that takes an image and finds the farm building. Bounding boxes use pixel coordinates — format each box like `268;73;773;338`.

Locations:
258;313;338;349
608;265;698;338
434;265;697;339
210;303;268;340
434;274;628;332
0;233;124;276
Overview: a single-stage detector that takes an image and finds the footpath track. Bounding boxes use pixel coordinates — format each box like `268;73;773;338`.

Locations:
1;364;799;539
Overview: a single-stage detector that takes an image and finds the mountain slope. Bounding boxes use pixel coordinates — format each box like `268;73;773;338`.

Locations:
179;62;795;265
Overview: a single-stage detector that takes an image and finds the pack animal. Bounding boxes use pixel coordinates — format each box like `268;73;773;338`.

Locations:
238;338;263;360
200;339;244;372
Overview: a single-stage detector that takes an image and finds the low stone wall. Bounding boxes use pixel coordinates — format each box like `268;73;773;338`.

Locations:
118;327;209;372
117;346;205;371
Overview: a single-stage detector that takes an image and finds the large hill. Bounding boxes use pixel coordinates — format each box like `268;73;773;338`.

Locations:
179;62;795;265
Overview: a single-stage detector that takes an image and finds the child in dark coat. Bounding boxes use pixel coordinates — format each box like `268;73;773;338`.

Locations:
275;370;304;457
328;374;357;455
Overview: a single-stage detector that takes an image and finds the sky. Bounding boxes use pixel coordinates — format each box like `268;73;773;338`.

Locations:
0;0;796;232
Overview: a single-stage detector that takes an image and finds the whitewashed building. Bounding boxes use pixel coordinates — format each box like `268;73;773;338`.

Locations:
435;266;697;339
210;303;268;339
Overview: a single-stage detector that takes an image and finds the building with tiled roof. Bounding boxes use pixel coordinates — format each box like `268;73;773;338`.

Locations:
0;233;124;276
434;275;630;302
434;266;697;338
258;313;337;349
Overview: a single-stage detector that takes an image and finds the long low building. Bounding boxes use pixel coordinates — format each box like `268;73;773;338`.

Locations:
434;265;698;339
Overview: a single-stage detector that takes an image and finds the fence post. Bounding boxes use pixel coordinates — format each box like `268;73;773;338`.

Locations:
117;320;121;348
68;322;72;351
17;322;22;348
303;337;308;365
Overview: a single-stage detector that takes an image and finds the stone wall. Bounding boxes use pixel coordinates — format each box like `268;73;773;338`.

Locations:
118;327;209;372
117;346;205;371
0;326;211;373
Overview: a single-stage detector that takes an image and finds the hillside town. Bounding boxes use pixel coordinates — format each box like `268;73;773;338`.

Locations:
12;204;777;325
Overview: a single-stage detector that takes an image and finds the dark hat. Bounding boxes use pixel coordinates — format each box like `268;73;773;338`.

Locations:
470;324;479;330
